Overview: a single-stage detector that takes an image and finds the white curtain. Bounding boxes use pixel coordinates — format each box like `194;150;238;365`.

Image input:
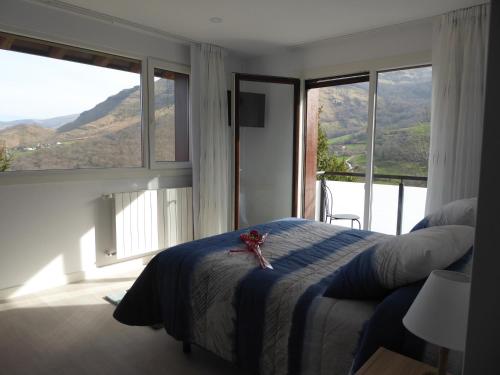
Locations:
426;4;489;213
190;43;230;238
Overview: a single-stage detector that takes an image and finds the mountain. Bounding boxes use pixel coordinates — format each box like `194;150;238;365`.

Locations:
0;124;55;148
0;79;175;171
57;86;140;133
319;67;432;178
319;69;431;137
38;114;80;129
0;113;79;130
1;70;430;175
0;119;38;130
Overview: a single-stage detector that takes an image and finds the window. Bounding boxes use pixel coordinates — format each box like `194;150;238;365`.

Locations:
150;64;189;163
0;32;190;173
371;66;432;234
373;67;432;178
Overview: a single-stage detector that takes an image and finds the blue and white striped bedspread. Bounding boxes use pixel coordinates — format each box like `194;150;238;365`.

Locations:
114;218;388;375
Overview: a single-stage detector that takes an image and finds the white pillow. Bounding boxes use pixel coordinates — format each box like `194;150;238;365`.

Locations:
427;197;477;227
374;225;474;288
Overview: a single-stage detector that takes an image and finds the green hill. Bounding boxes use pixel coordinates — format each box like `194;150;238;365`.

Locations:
318;67;431;178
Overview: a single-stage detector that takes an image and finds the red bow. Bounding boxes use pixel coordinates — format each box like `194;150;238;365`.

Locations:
229;230;273;269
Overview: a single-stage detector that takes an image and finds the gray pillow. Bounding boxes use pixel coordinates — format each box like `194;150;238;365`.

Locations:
411;197;477;231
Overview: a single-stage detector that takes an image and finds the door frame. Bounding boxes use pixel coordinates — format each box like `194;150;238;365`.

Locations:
234;73;301;229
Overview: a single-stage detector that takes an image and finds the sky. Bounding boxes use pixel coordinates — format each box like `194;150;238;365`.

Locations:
0;49;140;121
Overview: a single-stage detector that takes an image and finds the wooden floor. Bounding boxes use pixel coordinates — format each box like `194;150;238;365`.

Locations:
0;271;243;375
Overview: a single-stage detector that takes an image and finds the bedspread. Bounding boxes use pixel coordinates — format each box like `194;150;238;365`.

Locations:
114;219;388;374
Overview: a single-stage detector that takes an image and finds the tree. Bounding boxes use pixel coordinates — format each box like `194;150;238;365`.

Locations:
316;122;332;172
316;108;352;181
0;142;12;172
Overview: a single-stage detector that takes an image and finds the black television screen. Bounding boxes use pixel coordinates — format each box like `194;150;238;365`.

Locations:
239;92;265;127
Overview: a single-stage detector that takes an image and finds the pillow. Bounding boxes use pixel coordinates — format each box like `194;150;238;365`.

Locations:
411;197;477;232
324;225;474;299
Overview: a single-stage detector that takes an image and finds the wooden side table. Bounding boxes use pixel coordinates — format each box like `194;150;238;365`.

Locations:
355;347;452;375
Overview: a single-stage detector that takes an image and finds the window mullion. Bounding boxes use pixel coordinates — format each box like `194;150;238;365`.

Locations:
363;70;378;230
142;58;151;169
146;58;156;170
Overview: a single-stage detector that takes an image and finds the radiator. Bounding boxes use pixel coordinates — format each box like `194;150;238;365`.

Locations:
113;187;193;259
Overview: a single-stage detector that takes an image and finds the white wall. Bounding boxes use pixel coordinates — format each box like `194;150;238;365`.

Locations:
244;18;433;77
239;81;295;227
316;180;426;234
0;173;190;296
0;0;243;296
242;18;433;220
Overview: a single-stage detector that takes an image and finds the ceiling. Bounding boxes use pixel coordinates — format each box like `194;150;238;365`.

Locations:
45;0;485;56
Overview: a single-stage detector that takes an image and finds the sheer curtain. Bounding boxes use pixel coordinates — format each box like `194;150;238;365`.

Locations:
426;4;489;213
190;43;230;238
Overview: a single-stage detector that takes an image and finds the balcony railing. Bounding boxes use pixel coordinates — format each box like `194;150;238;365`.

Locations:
319;171;428;235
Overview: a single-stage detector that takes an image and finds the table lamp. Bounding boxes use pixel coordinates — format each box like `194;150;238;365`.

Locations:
403;270;471;375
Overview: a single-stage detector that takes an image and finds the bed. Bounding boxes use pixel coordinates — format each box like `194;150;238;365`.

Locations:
114;210;474;375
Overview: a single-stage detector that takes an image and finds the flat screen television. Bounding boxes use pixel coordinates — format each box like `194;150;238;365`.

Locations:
239;92;265;127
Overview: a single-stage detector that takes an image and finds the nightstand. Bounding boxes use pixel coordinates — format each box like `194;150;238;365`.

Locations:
355;347;452;375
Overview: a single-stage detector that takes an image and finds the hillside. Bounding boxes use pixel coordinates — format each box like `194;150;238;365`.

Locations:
1;68;431;174
318;67;431;178
0;124;55;148
0;114;78;130
57;86;141;133
0;79;175;170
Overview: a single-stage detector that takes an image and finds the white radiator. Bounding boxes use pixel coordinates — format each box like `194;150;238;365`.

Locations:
113;187;193;259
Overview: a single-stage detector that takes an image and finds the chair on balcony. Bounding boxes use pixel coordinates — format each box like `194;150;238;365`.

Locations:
321;178;361;229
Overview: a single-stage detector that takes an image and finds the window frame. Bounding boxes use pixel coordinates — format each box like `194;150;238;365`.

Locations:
0;31;191;184
147;58;191;170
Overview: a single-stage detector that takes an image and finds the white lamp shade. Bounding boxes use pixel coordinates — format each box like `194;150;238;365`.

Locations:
403;270;471;351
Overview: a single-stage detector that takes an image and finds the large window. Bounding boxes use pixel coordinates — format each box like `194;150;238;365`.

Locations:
0;32;189;173
306;73;370;225
306;64;432;235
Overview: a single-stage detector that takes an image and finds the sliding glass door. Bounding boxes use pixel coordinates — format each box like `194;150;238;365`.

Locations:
371;66;432;234
305;65;432;234
305;74;369;227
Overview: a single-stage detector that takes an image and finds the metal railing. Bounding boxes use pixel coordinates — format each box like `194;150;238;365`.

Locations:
319;171;428;235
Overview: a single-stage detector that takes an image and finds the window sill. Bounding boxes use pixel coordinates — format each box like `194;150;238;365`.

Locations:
150;161;192;170
0;166;192;186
